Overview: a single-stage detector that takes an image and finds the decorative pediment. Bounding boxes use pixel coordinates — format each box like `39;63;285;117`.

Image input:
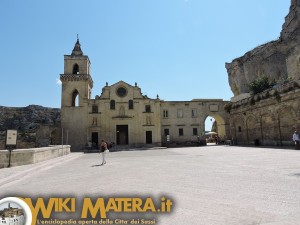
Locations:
99;80;145;99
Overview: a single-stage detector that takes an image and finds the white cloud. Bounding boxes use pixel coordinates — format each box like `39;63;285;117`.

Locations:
56;78;62;85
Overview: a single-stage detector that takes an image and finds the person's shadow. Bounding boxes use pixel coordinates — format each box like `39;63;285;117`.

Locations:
91;164;104;167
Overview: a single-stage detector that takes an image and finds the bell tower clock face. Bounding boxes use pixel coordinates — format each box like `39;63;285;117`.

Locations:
116;87;127;97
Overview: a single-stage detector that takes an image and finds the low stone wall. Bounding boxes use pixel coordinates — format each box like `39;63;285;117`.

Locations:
0;145;70;168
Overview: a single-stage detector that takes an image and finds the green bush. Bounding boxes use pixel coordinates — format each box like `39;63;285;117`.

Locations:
248;76;274;95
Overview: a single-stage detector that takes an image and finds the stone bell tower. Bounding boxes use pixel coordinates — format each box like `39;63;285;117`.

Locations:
60;38;93;108
60;38;94;150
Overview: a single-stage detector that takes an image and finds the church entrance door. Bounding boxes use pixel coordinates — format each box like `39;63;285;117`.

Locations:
91;132;98;148
146;131;152;144
116;125;129;145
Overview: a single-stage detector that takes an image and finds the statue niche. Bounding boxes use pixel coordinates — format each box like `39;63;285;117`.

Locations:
119;106;125;117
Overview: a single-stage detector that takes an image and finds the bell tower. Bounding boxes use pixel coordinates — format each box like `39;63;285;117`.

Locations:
60;38;93;107
59;38;94;151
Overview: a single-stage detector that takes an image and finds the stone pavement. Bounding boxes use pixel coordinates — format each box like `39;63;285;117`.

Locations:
1;145;300;225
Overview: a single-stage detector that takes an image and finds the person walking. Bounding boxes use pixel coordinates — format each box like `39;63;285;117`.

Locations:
292;130;300;150
100;140;108;165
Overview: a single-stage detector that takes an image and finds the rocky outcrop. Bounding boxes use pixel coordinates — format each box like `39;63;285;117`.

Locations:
0;105;61;149
226;0;300;96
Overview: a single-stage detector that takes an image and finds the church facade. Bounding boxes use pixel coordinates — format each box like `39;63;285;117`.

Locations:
60;39;230;151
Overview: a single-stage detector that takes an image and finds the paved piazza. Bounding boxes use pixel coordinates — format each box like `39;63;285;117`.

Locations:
1;145;300;225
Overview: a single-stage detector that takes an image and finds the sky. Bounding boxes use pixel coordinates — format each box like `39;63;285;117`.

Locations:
0;0;290;109
0;202;21;210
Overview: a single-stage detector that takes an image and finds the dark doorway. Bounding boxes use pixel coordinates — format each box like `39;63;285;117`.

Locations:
116;125;128;145
146;131;152;144
92;132;99;148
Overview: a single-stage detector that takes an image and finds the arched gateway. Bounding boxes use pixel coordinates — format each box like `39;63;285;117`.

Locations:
60;39;230;151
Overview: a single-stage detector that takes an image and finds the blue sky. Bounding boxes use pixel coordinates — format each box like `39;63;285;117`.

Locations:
0;0;290;109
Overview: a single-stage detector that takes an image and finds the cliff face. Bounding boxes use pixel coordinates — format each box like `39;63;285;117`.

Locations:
226;0;300;96
0;105;61;149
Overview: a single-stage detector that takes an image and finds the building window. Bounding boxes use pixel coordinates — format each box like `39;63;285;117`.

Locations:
71;89;79;107
129;100;134;109
164;129;169;136
238;126;242;132
179;128;184;136
110;100;115;110
116;86;127;97
192;109;197;118
163;110;169;118
92;105;98;113
193;128;198;136
73;64;79;74
145;105;151;113
177;109;183;118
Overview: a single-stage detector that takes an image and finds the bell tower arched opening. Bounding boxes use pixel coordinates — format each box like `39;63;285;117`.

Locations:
72;89;79;107
72;64;79;74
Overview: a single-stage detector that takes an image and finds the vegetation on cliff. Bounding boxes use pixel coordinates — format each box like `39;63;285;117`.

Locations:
248;76;275;95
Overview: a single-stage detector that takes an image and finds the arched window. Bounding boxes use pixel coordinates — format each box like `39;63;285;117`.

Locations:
73;64;79;74
72;90;79;107
110;100;115;110
128;100;133;109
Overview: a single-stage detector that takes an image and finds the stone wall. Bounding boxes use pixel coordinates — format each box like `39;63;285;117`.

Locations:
0;145;70;168
160;99;230;145
227;80;300;146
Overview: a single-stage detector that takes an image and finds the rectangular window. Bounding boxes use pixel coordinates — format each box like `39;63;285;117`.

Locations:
110;100;115;110
163;110;169;118
191;109;197;118
179;128;184;136
129;100;134;109
145;105;151;113
164;129;169;136
193;128;198;136
92;105;98;113
177;109;183;118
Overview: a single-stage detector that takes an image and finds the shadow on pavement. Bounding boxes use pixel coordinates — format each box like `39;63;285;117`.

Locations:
91;164;104;167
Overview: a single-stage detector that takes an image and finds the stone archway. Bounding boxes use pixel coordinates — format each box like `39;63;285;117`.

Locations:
261;111;277;145
204;114;227;139
232;115;246;144
246;115;260;144
277;106;297;144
